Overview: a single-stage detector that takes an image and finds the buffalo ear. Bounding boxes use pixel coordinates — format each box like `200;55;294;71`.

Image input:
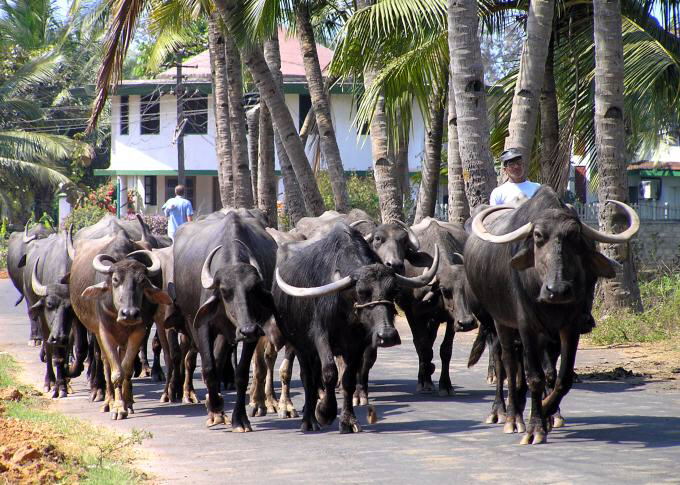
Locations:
263;316;285;351
587;251;621;279
162;305;185;330
193;295;219;328
406;250;434;268
510;247;534;270
81;281;109;299
167;282;176;301
144;286;172;306
28;300;44;320
60;273;71;284
18;254;26;268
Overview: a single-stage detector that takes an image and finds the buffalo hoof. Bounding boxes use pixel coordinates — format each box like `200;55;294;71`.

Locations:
552;415;565;428
300;417;321;432
66;382;74;394
231;412;252;433
249;405;267;418
520;431;547;445
485;412;506;424
205;412;228;427
278;398;298;419
111;401;128;420
315;399;337;427
416;382;434;394
100;400;111;413
339;413;362;434
43;384;52;394
265;398;278;414
142;364;152;378
367;405;378;425
438;382;454;397
151;367;165;383
504;416;525;434
486;376;496;385
159;393;170;403
182;391;200;404
28;338;42;347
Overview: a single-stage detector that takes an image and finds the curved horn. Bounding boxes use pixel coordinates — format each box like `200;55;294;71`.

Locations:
580;200;640;244
136;213;151;242
395;244;440;288
31;258;47;297
127;250;162;277
66;224;75;261
349;220;370;228
92;254;116;274
394;220;420;251
23;224;36;244
471;205;533;244
276;268;353;298
233;239;263;278
201;245;222;289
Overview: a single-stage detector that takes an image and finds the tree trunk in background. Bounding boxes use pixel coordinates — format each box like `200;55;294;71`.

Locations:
258;103;277;226
504;0;554;168
414;86;446;223
396;124;410;206
247;106;260;201
263;33;307;224
208;14;233;208
539;35;560;190
593;0;643;312
215;0;324;216
224;31;254;208
447;0;496;208
447;76;470;223
357;0;403;222
296;5;349;212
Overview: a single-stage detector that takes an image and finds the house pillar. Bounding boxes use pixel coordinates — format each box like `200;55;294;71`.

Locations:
117;176;127;218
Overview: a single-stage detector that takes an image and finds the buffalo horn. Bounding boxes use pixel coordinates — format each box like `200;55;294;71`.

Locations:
580;200;640;243
31;258;47;297
127;250;162;277
394;220;420;251
395;244;440;288
66;224;75;261
92;254;116;274
276;268;353;298
23;224;37;244
201;245;222;289
471;205;533;244
349;220;370;228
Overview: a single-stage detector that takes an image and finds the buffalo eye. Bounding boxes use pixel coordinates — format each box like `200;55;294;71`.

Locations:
533;230;545;247
442;289;453;299
220;287;234;300
45;301;56;310
111;275;120;286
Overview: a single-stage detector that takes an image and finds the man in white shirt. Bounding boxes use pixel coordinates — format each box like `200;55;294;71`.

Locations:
489;148;541;206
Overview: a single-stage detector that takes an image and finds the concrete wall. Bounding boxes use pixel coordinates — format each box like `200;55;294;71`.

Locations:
627;220;680;267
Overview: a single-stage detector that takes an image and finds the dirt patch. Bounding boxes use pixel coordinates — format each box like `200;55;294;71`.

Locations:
579;338;680;390
0;270;8;280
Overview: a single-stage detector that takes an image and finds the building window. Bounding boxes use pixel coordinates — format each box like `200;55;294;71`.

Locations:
141;94;160;134
144;176;157;205
165;177;195;205
299;93;311;131
120;95;129;135
184;93;208;135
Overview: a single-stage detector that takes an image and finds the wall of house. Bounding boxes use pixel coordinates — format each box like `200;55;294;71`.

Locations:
627;220;680;267
628;173;680;205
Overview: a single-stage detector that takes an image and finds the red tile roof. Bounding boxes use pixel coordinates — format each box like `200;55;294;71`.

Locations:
627;161;680;171
156;28;333;82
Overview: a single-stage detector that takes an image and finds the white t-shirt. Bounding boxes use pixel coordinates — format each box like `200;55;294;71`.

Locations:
489;180;541;206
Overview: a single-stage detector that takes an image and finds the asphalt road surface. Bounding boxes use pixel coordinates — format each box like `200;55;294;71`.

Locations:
1;279;679;484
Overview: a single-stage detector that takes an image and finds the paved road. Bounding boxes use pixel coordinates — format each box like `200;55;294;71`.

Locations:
1;279;679;484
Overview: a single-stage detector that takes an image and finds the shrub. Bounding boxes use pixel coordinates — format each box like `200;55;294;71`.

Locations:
63;205;108;232
316;171;381;221
0;237;7;269
125;213;168;236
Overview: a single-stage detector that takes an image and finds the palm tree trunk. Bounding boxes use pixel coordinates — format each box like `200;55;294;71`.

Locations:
414;86;446;223
395;123;410;206
539;34;560;189
223;30;254;208
357;0;403;222
447;0;496;208
208;13;233;208
593;0;642;312
214;0;325;216
263;33;307;224
247;106;260;201
447;75;470;223
258;103;277;226
296;5;349;212
504;0;555;166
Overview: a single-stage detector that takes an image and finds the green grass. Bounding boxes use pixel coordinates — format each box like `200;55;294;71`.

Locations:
591;271;680;345
0;353;149;484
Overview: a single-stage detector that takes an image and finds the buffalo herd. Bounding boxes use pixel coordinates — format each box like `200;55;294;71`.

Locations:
7;186;639;444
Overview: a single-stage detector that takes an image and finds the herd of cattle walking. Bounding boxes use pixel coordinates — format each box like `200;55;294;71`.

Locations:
7;187;639;444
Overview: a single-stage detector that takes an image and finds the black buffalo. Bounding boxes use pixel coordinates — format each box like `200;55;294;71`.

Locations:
274;223;438;433
465;186;638;444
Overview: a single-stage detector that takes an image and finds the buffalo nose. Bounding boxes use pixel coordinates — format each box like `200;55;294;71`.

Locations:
120;308;140;321
540;282;574;303
376;326;401;348
240;323;259;338
546;282;573;298
384;260;405;275
455;319;478;332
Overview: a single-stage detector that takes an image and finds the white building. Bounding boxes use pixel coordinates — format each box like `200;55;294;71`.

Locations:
94;29;428;216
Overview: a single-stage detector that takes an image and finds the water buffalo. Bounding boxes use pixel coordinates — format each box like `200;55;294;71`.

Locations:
274;223;439;433
173;208;282;431
69;231;171;419
8;223;54;345
465;186;638;444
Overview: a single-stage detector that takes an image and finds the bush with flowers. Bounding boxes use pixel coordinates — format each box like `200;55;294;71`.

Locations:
62;183;117;232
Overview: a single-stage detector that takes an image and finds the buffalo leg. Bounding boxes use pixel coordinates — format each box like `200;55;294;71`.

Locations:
249;337;268;416
68;319;88;379
278;345;298;418
137;325;152;378
89;337;106;402
263;340;279;413
181;334;199;404
196;325;225;427
354;346;376;406
405;310;436;393
438;321;455;396
314;337;338;427
486;334;507;424
339;349;362;433
497;325;525;434
222;345;236;391
120;326;147;415
542;325;579;421
231;340;256;432
52;345;68;399
150;329;165;382
486;330;497;385
43;346;55;393
28;309;42;347
519;328;547;445
299;354;321;432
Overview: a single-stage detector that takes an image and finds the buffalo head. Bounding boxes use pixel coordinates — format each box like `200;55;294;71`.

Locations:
427;253;477;332
29;259;73;348
472;200;639;304
81;250;170;325
358;220;426;275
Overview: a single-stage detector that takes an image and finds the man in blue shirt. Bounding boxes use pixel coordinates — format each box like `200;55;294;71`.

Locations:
162;184;193;239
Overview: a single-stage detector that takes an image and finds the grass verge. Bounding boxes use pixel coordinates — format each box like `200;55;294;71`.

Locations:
0;352;150;484
591;271;680;345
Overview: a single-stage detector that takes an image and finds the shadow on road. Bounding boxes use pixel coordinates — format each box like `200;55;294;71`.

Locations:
554;415;680;448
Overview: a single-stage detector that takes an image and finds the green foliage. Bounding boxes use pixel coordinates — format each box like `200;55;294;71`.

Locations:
316;171;381;221
63;205;108;232
591;271;680;345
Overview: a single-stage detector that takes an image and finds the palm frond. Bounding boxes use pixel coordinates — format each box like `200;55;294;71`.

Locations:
0;157;70;188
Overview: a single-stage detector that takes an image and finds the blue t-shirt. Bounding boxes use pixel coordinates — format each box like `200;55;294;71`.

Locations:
162;196;193;239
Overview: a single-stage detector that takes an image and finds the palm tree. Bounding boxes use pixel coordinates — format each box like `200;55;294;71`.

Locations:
592;0;643;311
447;79;469;222
257;101;277;226
246;104;260;202
539;34;559;187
